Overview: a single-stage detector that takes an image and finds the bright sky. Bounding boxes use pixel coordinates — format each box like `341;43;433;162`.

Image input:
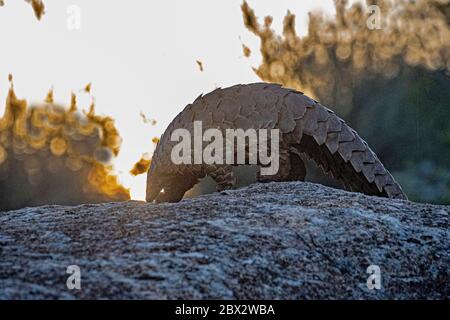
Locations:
0;0;335;200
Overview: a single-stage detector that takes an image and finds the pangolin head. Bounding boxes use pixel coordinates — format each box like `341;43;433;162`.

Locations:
146;166;163;202
145;143;178;202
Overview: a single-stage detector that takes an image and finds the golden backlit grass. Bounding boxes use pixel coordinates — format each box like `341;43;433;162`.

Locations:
241;0;450;115
0;77;130;210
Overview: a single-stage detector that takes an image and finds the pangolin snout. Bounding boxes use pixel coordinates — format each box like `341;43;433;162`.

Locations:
145;169;162;202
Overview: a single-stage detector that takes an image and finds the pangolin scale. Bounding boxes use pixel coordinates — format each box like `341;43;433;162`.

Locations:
147;83;407;202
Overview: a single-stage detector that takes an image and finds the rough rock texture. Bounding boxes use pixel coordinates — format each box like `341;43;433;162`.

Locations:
0;182;448;299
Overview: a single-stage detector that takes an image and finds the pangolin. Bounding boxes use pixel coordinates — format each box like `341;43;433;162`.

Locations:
146;83;407;203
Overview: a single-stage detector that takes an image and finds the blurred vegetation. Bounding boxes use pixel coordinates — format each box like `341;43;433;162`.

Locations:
350;67;450;204
0;0;45;20
241;0;450;204
0;80;130;211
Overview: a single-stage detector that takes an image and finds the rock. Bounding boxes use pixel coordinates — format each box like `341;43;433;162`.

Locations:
0;182;448;299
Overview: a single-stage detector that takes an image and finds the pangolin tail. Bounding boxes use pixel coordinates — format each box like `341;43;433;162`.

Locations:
284;87;407;200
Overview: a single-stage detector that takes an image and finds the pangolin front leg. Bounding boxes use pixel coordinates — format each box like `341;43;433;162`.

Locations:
257;142;306;182
154;178;196;203
206;165;236;192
